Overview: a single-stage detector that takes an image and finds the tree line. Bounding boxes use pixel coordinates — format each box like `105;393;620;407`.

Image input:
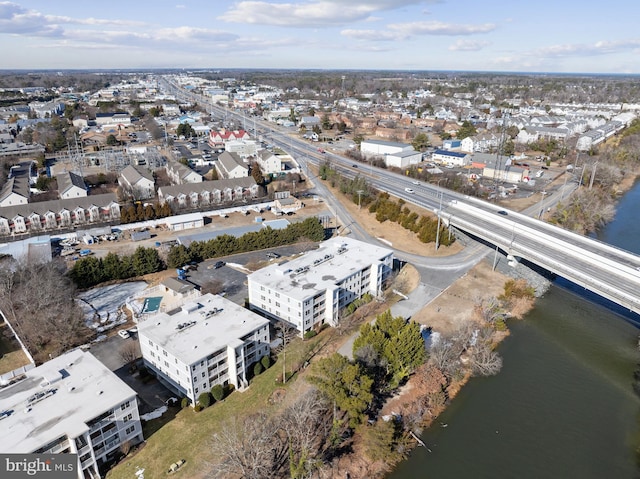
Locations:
69;246;164;289
69;217;326;288
120;202;173;224
165;217;325;268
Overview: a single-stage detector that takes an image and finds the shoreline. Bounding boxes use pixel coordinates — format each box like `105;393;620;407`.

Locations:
333;168;640;478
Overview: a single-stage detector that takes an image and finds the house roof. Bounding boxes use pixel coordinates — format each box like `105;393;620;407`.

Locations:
0;176;29;203
161;277;196;294
0;193;118;220
433;149;468;158
56;171;87;195
158;177;257;198
120;165;154;186
362;139;410;148
217;151;247;173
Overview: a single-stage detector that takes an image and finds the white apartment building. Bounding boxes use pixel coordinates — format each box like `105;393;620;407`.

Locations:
138;293;270;406
0;350;143;479
247;237;394;336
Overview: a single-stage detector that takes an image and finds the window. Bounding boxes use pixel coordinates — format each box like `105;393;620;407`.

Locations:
120;400;130;411
125;425;135;435
123;413;133;423
195;387;199;394
201;372;205;378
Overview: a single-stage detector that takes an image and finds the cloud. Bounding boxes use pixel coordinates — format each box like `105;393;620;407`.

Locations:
533;39;640;58
218;0;427;27
449;39;490;51
342;20;496;41
388;20;496;36
0;1;142;38
176;4;187;8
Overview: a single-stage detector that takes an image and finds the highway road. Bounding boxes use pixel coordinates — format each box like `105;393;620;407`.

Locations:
160;76;640;314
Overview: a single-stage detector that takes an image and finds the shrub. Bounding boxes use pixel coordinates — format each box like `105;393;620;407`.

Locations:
304;330;317;340
211;384;225;402
260;355;271;370
197;392;212;409
180;397;190;409
194;404;203;412
254;362;264;376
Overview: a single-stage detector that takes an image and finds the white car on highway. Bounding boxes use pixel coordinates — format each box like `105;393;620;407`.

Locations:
404;188;415;194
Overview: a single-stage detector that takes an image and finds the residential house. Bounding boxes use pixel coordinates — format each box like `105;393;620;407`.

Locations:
157;177;259;210
57;171;88;199
0;193;120;237
119;165;155;200
216;151;249;179
255;149;282;176
95;112;131;128
139;293;270;406
248;237;394;337
299;116;321;129
165;161;203;184
461;132;500;153
0;349;143;479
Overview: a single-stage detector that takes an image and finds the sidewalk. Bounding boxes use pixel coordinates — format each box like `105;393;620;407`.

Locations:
337;281;441;359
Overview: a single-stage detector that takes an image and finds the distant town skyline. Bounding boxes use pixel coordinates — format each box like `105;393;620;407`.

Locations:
1;0;639;74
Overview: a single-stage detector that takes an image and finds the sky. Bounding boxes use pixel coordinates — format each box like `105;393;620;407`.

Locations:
1;0;639;74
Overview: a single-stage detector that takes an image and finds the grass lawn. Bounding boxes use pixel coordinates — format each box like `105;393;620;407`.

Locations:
0;321;32;375
106;335;324;479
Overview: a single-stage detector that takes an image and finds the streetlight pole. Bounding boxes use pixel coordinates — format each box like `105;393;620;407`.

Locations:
435;190;443;251
538;190;547;219
356;190;364;209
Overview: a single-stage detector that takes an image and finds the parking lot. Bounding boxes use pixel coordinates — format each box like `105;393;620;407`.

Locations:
185;242;320;305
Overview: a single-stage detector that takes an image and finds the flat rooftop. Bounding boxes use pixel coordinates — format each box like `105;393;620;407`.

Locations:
138;293;269;364
248;237;393;300
0;350;137;453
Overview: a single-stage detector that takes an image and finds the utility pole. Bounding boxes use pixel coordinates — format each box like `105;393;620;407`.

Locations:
356;190;364;209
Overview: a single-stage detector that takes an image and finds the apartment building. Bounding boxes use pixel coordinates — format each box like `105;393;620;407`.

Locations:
138;293;270;406
0;349;143;479
247;237;394;336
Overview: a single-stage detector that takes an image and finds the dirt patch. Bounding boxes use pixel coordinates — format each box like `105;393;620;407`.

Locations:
314;171;463;257
411;260;509;335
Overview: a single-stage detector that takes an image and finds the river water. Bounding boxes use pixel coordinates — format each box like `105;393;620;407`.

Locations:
389;182;640;479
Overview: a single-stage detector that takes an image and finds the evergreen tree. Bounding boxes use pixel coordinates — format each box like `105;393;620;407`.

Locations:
308;353;373;427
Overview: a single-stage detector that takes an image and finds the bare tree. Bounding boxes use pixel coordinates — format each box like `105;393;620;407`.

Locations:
200;279;225;296
119;341;140;364
469;341;503;377
428;339;463;378
208;413;280;479
0;261;92;363
278;388;330;477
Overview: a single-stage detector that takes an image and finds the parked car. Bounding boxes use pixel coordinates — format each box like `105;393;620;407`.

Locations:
266;252;281;259
118;329;130;339
214;261;225;269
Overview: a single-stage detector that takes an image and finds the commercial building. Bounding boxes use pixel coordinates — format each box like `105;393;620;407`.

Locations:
138;293;270;406
247;237;394;336
0;349;143;479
